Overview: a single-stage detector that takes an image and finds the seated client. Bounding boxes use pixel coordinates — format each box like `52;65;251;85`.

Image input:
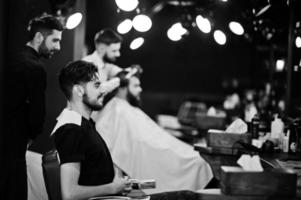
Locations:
52;60;203;200
92;70;213;194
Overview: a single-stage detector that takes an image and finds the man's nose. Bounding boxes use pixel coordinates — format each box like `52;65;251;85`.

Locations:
55;43;61;51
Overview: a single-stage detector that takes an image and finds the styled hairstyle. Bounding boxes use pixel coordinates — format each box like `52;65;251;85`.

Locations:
116;69;141;88
27;14;64;40
102;69;141;105
59;60;99;100
94;28;123;46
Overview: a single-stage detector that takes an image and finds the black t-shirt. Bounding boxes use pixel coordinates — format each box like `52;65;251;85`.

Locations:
54;118;115;186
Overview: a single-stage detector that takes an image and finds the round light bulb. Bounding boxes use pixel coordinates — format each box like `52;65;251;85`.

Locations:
115;0;139;12
214;30;227;45
117;19;132;34
130;37;144;50
229;21;244;35
132;14;152;32
66;12;82;29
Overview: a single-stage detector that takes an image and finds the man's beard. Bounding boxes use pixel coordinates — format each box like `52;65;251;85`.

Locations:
103;53;116;63
127;91;141;108
39;41;55;59
83;94;103;111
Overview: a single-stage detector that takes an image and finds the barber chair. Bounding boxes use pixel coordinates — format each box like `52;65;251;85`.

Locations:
42;149;62;200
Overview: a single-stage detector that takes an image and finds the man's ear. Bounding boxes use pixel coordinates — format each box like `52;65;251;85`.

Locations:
96;43;106;52
34;32;44;44
73;85;84;97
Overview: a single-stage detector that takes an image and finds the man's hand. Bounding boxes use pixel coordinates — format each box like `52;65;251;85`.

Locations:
124;64;142;79
112;176;132;194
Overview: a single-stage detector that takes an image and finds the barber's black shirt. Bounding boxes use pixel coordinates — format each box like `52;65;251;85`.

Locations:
54;118;115;186
4;46;46;157
5;46;46;138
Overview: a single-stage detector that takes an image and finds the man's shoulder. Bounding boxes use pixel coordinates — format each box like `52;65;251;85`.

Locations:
53;123;84;139
9;50;45;72
82;52;97;62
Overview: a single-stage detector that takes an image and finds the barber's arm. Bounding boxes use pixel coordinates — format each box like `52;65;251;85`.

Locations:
60;162;130;200
102;64;141;93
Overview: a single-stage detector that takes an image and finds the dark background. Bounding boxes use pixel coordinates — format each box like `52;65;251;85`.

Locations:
1;0;300;154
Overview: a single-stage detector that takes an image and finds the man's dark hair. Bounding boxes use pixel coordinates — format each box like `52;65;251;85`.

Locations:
102;69;141;105
27;14;64;40
116;70;141;88
59;60;99;100
94;28;123;45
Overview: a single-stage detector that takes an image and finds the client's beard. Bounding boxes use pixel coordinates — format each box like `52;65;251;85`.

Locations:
127;92;141;108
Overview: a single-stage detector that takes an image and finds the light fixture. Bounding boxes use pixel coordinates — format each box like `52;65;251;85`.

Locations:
213;30;227;45
276;59;285;72
296;36;301;48
132;14;152;32
65;12;82;29
196;15;211;34
117;19;132;34
167;22;188;41
229;21;244;35
130;37;144;50
115;0;139;12
255;4;271;17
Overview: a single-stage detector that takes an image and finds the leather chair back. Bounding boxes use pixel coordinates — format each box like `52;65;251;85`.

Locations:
42;149;62;200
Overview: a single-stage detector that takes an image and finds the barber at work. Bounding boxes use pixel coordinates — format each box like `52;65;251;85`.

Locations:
93;70;213;194
52;60;203;200
82;28;139;93
3;14;64;200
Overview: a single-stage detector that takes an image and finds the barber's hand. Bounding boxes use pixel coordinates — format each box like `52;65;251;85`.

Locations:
125;67;138;79
124;64;142;79
112;176;132;194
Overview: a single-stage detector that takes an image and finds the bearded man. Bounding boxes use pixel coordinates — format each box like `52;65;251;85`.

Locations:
93;71;213;194
3;14;64;200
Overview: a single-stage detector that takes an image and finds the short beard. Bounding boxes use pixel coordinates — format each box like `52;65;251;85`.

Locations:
83;94;103;111
103;53;116;63
39;41;53;59
127;91;141;108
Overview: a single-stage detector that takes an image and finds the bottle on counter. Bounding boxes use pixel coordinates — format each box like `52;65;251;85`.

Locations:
282;130;289;153
288;122;299;154
251;114;260;139
271;114;284;139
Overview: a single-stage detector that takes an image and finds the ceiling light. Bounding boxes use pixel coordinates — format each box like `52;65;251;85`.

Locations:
167;22;187;41
196;15;211;34
229;21;244;35
132;14;152;32
213;30;227;45
130;37;144;50
276;59;285;71
115;0;139;12
296;36;301;48
65;12;82;29
117;19;132;34
255;4;271;17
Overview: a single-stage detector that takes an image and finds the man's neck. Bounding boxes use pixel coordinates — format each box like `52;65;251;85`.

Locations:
26;41;39;54
95;49;105;65
69;101;91;120
115;90;127;101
